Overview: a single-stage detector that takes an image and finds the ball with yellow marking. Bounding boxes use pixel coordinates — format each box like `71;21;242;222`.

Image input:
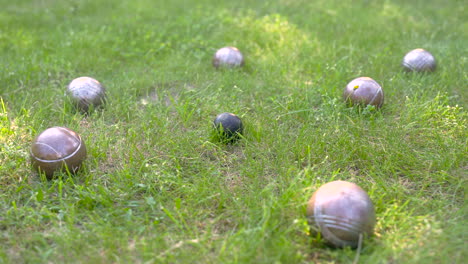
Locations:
343;77;384;108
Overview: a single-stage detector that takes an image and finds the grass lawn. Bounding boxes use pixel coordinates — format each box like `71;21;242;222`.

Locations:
1;0;466;263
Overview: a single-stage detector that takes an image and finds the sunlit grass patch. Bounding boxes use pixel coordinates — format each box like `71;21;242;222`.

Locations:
0;98;32;185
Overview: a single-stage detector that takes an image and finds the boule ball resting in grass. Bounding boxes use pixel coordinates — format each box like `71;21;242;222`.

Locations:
213;112;243;141
402;48;436;72
212;47;244;68
306;181;376;248
343;77;384;108
30;127;87;178
67;76;106;112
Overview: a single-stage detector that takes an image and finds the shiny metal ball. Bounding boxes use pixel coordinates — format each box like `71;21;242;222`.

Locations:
343;77;384;108
212;47;244;68
213;112;243;140
402;48;436;72
306;181;376;248
67;76;106;112
30;126;87;178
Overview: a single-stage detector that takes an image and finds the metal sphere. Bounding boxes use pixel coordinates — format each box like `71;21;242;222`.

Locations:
402;48;436;72
30;126;87;178
213;112;243;140
306;181;376;248
343;77;384;108
67;76;106;112
212;47;244;68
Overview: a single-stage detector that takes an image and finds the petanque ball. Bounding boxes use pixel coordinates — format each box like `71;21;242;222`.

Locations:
67;76;106;112
306;181;376;248
213;112;243;140
402;48;436;72
343;77;384;108
30;126;87;178
212;47;244;68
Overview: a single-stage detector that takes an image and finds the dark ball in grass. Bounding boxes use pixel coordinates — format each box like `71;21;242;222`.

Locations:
213;112;243;141
67;76;106;112
30;126;87;178
306;181;376;248
343;77;384;108
212;47;244;68
402;48;436;72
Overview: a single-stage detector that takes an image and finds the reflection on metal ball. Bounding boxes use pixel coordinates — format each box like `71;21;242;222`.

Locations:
30;126;87;178
67;76;106;112
402;48;436;72
212;47;244;68
306;181;376;248
343;77;384;108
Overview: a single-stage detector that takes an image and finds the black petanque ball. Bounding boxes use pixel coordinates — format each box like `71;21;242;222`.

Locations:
402;48;436;72
212;47;244;68
213;112;243;140
343;77;384;108
306;181;376;248
30;126;87;178
67;76;106;112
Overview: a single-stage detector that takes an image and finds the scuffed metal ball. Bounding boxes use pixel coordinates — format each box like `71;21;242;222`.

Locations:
343;77;384;108
212;47;244;68
67;76;106;112
213;112;243;141
306;181;376;248
30;126;87;178
402;48;436;72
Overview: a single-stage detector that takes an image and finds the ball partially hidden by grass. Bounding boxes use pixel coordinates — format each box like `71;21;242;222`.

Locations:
30;126;87;178
212;47;244;68
67;76;106;112
306;181;376;248
213;112;243;142
402;48;436;72
343;77;384;108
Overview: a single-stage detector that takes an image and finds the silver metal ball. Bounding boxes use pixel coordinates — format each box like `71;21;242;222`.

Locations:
30;126;87;178
212;47;244;68
402;48;436;72
306;181;376;248
343;77;384;108
67;76;106;112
